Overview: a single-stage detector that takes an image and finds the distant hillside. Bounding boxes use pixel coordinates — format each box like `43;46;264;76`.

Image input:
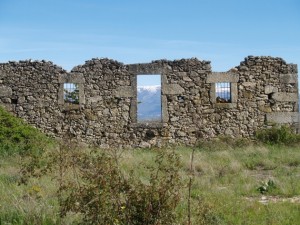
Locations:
137;85;161;122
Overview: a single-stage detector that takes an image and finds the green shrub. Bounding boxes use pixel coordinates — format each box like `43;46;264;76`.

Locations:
255;125;300;145
0;106;52;156
194;197;225;225
39;146;184;225
257;179;277;194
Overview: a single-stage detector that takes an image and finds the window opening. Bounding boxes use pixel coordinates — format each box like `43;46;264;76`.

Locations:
177;96;185;103
216;82;231;103
64;83;79;104
137;74;162;122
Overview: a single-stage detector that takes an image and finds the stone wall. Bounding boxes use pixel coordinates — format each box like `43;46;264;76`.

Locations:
0;56;298;148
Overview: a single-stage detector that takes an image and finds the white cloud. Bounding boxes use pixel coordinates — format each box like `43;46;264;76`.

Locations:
137;85;161;93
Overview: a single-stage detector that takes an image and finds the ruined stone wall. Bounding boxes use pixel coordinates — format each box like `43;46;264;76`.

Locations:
0;56;298;148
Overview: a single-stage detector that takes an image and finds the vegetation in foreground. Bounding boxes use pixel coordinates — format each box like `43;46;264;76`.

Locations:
0;106;300;224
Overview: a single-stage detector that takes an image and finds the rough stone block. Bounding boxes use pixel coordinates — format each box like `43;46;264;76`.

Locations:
265;85;278;94
182;76;192;82
243;90;254;99
88;96;103;103
206;72;239;83
272;92;298;102
178;72;187;76
243;82;256;88
258;105;272;113
161;95;169;122
0;86;12;97
190;71;199;77
114;86;134;97
288;64;298;73
280;74;298;84
162;84;184;95
266;112;299;124
231;83;238;103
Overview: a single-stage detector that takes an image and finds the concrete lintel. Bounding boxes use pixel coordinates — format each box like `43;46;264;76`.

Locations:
0;86;12;97
272;92;298;102
206;72;239;83
267;112;299;124
114;86;134;98
162;84;185;95
280;74;298;84
59;73;84;84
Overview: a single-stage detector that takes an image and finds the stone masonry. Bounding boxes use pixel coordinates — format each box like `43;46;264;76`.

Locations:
0;56;298;148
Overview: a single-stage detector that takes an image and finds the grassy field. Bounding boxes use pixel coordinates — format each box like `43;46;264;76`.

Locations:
1;143;300;224
0;107;300;224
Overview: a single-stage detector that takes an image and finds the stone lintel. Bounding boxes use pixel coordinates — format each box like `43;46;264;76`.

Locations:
128;63;164;74
266;112;299;124
130;122;163;129
162;84;184;95
114;86;134;97
272;92;298;102
206;72;239;83
59;73;84;83
280;74;298;84
0;86;12;97
215;103;237;109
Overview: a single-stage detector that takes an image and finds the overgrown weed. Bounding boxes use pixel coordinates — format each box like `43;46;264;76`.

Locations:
255;125;300;145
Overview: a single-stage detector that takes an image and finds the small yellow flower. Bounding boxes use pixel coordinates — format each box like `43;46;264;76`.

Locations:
32;185;41;193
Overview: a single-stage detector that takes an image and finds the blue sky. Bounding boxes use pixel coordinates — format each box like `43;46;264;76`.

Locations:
0;0;299;76
138;75;161;86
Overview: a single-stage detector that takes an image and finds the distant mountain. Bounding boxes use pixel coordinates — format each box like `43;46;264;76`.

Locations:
137;85;161;122
216;91;231;102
